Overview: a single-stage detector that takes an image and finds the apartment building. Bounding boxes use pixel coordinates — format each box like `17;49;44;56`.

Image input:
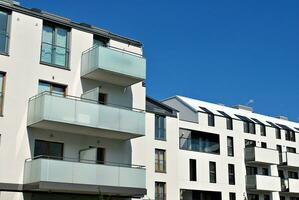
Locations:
0;0;147;199
133;95;299;200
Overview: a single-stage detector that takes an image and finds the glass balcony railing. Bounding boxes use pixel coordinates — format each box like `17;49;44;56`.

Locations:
27;92;145;139
40;42;69;69
24;156;146;196
0;32;9;54
179;137;220;154
81;45;146;86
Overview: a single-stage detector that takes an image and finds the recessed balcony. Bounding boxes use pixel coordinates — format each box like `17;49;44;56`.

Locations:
27;92;145;140
281;152;299;169
245;147;279;165
81;45;146;86
281;178;299;194
246;175;281;192
23;157;146;197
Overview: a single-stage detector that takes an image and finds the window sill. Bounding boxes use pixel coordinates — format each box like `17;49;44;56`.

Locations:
40;62;70;71
155;170;167;174
0;52;9;57
155;138;166;142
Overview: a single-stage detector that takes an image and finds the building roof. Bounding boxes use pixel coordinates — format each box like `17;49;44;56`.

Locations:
0;0;142;47
164;95;299;131
146;96;178;117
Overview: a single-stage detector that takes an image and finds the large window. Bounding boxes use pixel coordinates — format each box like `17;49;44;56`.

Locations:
276;128;281;139
245;139;256;148
38;80;67;97
189;159;197;181
229;193;236;200
155;149;166;173
288;171;298;179
226;117;233;130
155;115;166;140
246;166;257;175
0;9;9;54
34;140;63;159
287;147;296;153
179;129;220;154
228;164;235;185
0;72;5;115
227;136;234;157
285;130;296;142
209;161;216;183
41;23;69;68
260;124;266;136
155;182;166;200
244;121;256;134
207;113;215;127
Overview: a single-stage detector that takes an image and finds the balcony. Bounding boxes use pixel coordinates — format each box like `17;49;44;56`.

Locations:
281;152;299;169
81;45;146;86
246;175;281;192
27;92;145;140
23;157;146;197
245;147;279;165
281;178;299;194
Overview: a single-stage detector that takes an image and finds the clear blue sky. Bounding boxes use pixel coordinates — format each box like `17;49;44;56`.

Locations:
21;0;299;121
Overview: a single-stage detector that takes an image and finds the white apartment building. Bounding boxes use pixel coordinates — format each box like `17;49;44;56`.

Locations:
0;1;299;200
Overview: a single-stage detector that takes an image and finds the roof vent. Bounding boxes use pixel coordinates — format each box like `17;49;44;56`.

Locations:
276;116;288;121
31;8;42;13
233;105;253;112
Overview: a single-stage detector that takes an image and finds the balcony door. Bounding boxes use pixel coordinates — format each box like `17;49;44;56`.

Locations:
96;147;105;164
34;140;64;160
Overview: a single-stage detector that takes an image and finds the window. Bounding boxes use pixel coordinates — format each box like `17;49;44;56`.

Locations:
261;142;267;148
276;128;281;139
38;80;66;97
98;93;107;105
247;194;259;200
155;115;166;140
228;164;235;185
262;167;269;176
93;35;108;47
155;182;166;200
286;130;296;142
244;121;256;134
245;139;256;148
280;196;285;200
0;9;10;54
246;166;257;175
208;113;215;127
96;147;105;164
41;23;69;68
155;149;166;173
277;145;282;153
279;170;285;178
264;195;270;200
179;129;220;154
0;72;6;116
229;193;236;200
288;171;298;179
260;125;266;136
287;147;296;153
189;159;197;181
209;161;216;183
226;117;233;130
227;136;234;157
34;140;63;159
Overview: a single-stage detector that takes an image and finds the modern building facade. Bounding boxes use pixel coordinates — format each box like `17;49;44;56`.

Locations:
0;1;299;200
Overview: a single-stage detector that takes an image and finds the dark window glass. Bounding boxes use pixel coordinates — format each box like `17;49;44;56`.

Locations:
208;113;215;127
155;182;166;200
93;35;107;47
41;24;69;68
249;122;256;134
155;149;166;173
228;164;235;185
179;129;220;154
0;72;5;115
0;9;9;54
34;140;63;159
247;194;259;200
279;170;284;178
226;117;233;130
287;147;296;153
262;168;269;176
209;161;216;183
229;193;236;200
189;159;197;181
276;128;281;139
288;171;298;179
286;130;296;142
261;142;267;148
246;166;257;175
280;196;285;200
277;145;282;153
38;80;66;97
96;147;105;164
244;121;249;133
155;115;166;140
245;139;256;148
227;136;234;157
264;195;270;200
260;125;266;136
98;93;107;105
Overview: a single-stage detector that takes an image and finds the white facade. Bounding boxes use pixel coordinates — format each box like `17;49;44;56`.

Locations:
0;1;299;200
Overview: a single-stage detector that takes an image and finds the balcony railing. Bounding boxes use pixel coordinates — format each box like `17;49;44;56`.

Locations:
23;156;146;196
27;92;145;139
280;152;299;168
179;137;220;154
0;32;9;54
246;175;281;192
81;45;146;86
40;42;70;69
245;147;279;165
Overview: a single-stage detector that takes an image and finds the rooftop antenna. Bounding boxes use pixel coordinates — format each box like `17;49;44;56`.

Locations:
246;99;254;107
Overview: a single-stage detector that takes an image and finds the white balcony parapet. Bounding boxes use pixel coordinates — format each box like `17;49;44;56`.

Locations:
245;147;279;165
27;92;145;140
281;152;299;168
246;175;281;192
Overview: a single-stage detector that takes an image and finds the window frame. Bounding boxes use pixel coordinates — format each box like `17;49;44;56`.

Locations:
207;113;215;127
227;136;234;157
40;22;70;69
155;114;166;141
0;8;11;55
155;149;166;173
209;161;217;183
226;117;233;130
228;164;235;185
38;80;67;97
0;72;6;116
155;182;166;200
34;139;64;160
189;159;197;181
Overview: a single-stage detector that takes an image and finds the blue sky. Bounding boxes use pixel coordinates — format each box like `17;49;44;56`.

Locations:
21;0;299;121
